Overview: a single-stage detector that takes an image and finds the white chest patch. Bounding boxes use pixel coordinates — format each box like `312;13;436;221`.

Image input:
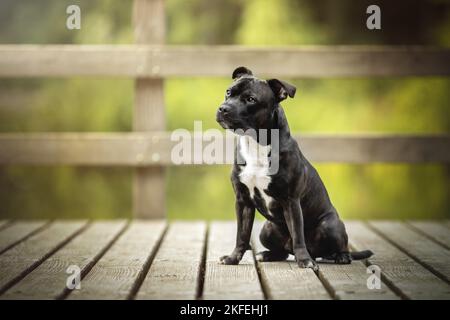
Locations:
238;136;274;211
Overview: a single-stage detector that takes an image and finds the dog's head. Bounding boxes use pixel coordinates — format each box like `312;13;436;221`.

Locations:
216;66;296;131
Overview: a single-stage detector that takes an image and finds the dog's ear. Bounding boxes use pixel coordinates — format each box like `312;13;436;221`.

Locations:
232;66;253;80
267;79;296;102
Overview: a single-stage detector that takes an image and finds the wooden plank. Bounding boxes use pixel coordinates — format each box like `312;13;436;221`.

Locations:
132;0;166;219
317;263;399;300
0;133;448;165
67;221;165;300
203;222;264;300
346;221;450;299
133;167;165;218
407;221;450;249
297;135;450;163
0;132;173;166
0;221;88;294
0;45;449;77
136;221;205;299
253;221;397;300
133;1;165;45
1;221;127;299
368;221;450;283
0;221;49;255
251;222;330;299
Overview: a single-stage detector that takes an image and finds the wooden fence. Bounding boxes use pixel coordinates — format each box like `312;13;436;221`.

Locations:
0;0;449;219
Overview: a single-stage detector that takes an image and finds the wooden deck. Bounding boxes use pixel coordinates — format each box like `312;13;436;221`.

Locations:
0;220;448;300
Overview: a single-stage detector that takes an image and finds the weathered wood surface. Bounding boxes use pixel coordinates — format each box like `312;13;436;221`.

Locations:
0;45;449;77
0;221;88;294
1;221;127;299
0;221;49;254
346;221;450;300
69;221;165;300
253;221;398;300
368;221;450;283
203;222;264;300
252;222;330;300
0;220;448;300
136;222;205;300
317;262;399;300
0;133;448;165
407;220;450;249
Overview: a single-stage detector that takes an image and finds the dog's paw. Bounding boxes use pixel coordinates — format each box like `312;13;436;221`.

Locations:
219;255;239;265
334;252;352;264
297;258;319;271
256;250;289;262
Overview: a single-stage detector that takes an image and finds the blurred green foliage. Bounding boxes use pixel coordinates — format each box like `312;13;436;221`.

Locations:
0;0;448;220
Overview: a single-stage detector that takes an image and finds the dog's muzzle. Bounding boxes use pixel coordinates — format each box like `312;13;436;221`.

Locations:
216;104;233;128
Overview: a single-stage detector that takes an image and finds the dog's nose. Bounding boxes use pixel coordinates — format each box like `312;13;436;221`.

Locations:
218;105;230;115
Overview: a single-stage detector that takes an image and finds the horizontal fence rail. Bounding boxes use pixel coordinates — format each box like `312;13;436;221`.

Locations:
0;133;448;165
1;42;449;218
0;45;449;78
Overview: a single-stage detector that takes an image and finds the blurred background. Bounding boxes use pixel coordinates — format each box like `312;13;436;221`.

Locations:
0;0;448;220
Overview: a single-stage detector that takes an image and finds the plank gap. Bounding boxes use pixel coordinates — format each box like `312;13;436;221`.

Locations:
250;242;269;300
346;242;408;300
366;222;450;285
196;222;209;300
0;221;90;295
0;221;51;256
203;222;264;300
347;221;450;299
251;222;330;300
58;221;130;300
135;222;206;300
405;221;450;250
314;269;338;300
127;223;169;300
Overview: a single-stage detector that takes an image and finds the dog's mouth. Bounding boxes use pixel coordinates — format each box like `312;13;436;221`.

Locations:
216;112;233;129
216;117;243;131
216;109;251;131
217;119;230;129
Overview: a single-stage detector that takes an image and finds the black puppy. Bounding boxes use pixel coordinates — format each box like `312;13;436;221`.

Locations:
216;67;373;270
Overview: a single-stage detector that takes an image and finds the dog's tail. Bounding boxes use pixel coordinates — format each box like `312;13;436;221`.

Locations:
350;250;374;260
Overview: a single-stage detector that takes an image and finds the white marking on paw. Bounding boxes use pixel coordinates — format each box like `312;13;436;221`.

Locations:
255;253;264;262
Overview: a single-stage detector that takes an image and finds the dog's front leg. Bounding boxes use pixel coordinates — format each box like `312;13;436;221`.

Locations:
219;199;255;265
283;199;318;270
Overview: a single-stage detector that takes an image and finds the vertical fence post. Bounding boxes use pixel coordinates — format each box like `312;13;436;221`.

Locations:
132;0;166;219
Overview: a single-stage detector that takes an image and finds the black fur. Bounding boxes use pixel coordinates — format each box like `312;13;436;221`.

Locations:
216;67;373;270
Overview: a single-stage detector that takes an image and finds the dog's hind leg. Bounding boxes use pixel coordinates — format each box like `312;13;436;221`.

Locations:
315;214;352;264
256;221;290;262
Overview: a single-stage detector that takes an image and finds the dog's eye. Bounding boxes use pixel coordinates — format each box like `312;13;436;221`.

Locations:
225;89;231;98
247;96;256;103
